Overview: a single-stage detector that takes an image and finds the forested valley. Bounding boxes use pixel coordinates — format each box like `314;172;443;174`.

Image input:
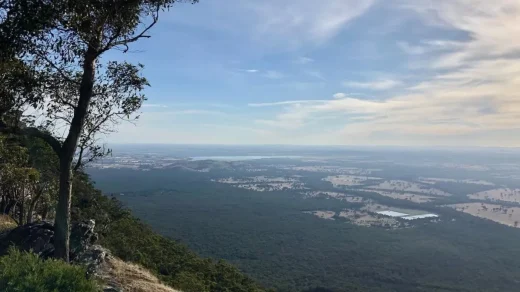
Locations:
90;157;520;292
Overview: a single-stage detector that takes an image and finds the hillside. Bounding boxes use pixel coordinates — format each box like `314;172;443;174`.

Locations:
0;132;267;292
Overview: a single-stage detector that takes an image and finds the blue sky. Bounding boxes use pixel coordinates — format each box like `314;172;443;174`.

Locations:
106;0;520;147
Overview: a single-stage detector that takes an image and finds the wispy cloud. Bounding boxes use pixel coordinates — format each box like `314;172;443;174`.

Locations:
245;69;258;73
247;0;376;46
333;93;347;99
397;41;426;55
403;0;520;69
343;79;402;90
295;57;314;64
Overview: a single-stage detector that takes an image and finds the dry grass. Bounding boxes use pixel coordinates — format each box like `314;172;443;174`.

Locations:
367;180;451;196
369;190;434;203
302;191;367;202
100;256;180;292
338;210;402;228
304;211;336;220
468;188;520;204
0;215;17;232
447;203;520;228
324;175;381;187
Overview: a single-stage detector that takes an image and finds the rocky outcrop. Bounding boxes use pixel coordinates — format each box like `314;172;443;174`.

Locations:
0;220;97;260
0;221;55;258
0;220;179;292
0;220;118;291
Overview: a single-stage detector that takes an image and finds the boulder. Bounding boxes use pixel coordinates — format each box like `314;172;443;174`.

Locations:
0;220;125;291
0;221;55;258
0;220;98;260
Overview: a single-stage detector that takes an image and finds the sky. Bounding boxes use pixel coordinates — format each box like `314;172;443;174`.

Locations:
106;0;520;147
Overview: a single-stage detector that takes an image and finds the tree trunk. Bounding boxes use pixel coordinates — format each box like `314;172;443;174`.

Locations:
5;200;15;215
53;45;98;261
27;188;44;224
41;202;48;221
0;196;5;214
54;157;73;260
18;199;24;226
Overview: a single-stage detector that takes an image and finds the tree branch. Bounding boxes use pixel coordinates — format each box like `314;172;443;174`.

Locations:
22;127;62;155
73;143;85;171
105;5;160;52
38;52;80;86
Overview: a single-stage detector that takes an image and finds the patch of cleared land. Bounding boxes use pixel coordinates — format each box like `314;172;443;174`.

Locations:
468;188;520;204
287;166;379;175
236;182;306;192
369;190;434;203
337;210;402;228
418;177;494;186
302;191;366;202
361;203;434;217
447;203;520;228
305;202;438;229
367;180;451;196
215;176;298;184
214;176;306;191
304;211;336;220
324;175;382;187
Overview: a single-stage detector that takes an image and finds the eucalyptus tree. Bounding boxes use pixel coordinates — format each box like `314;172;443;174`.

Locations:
1;0;199;260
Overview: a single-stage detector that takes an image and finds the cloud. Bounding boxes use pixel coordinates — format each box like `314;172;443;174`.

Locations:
333;93;347;99
397;41;426;55
247;0;376;46
245;69;258;73
295;57;314;64
403;0;520;69
343;79;402;90
255;43;520;145
114;0;520;146
263;70;285;79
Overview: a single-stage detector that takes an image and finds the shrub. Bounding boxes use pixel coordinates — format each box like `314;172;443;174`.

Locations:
0;248;99;292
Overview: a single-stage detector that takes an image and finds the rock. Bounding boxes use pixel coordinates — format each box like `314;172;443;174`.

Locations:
75;244;110;277
70;219;98;261
0;220;98;260
0;221;55;258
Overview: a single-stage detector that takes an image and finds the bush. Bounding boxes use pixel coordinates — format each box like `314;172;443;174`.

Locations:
0;248;99;292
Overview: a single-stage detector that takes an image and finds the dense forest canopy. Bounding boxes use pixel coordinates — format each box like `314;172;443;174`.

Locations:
88;152;520;292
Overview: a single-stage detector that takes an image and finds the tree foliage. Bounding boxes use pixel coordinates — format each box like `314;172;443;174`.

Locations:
1;0;199;261
0;135;57;225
